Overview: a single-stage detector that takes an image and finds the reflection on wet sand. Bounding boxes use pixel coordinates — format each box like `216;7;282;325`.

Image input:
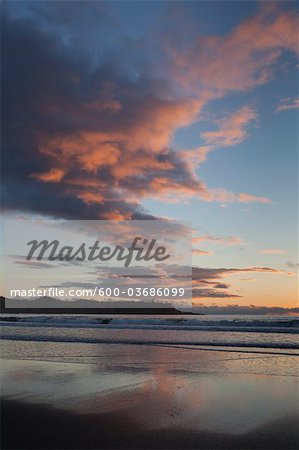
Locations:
1;342;299;448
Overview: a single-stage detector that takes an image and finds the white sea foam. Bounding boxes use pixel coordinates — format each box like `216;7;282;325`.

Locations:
1;314;298;351
0;315;298;333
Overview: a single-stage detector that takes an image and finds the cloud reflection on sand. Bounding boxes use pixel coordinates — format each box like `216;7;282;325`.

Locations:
1;341;298;436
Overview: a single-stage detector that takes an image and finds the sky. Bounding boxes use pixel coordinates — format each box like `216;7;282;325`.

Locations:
1;0;298;308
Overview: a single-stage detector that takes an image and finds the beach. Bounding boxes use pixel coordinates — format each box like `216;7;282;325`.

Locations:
1;318;299;449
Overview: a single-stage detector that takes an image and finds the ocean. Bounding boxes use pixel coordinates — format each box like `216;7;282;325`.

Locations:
1;314;298;354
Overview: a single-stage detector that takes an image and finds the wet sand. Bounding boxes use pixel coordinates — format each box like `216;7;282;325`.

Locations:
1;342;298;449
2;399;298;449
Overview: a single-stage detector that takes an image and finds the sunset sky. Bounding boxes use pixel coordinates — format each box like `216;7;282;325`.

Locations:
1;1;298;308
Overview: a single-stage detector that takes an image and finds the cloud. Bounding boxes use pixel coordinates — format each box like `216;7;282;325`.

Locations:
191;264;292;299
0;9;208;218
201;107;257;148
196;106;257;164
237;193;271;204
259;248;287;254
192;266;291;283
192;234;245;247
191;265;292;298
192;249;213;256
2;3;296;218
187;185;271;205
192;288;241;299
171;5;298;95
12;255;56;270
180;105;258;168
31;168;65;183
276;97;299;112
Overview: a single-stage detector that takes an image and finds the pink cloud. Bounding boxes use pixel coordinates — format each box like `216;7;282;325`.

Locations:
31;168;64;183
201;106;257;149
77;191;105;204
237;193;272;204
192;249;213;256
201;188;272;204
276;97;299;112
171;7;298;95
181;106;257;166
259;248;287;254
192;234;245;247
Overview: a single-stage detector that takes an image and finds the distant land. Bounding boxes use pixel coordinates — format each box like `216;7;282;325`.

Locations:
1;297;297;316
0;297;185;315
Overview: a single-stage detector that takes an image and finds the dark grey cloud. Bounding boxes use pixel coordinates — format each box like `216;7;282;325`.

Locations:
192;266;286;282
191;266;289;299
1;4;203;220
192;288;241;299
14;260;55;270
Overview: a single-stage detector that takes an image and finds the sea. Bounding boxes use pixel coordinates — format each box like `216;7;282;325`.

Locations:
1;314;298;354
